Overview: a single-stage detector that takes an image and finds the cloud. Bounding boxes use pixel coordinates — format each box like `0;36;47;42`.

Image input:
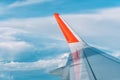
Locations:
0;53;69;71
0;27;27;41
0;41;32;52
111;51;120;58
0;41;33;62
0;17;57;34
0;7;120;49
0;7;120;52
0;7;120;70
0;73;12;80
8;0;53;8
0;0;53;14
0;28;33;62
0;23;66;62
1;7;120;36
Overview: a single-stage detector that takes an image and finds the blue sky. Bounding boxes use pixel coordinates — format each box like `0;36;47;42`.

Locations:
0;0;120;80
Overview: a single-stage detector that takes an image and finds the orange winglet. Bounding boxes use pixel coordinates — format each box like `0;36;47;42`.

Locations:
54;13;79;43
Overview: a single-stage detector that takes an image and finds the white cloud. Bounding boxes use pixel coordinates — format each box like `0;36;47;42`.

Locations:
0;27;27;41
1;7;120;36
0;41;32;52
0;17;56;34
0;7;120;71
0;41;33;62
0;0;53;14
8;0;53;8
0;7;120;52
112;53;120;57
0;27;33;62
0;53;69;71
0;7;120;49
0;73;12;80
0;27;30;51
110;51;120;58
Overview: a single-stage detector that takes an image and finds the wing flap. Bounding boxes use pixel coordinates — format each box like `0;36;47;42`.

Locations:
83;47;120;80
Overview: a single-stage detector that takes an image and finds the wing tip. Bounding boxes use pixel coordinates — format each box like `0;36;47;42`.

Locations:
54;13;80;43
54;13;59;16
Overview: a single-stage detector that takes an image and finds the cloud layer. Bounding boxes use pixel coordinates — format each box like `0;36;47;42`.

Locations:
0;7;120;71
0;53;69;71
8;0;53;8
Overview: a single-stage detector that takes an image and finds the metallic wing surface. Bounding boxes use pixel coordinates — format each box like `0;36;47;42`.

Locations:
50;13;120;80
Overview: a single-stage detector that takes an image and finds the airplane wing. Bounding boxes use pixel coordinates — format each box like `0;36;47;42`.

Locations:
50;13;120;80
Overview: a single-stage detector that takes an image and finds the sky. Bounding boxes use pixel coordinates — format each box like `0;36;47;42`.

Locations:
0;0;120;80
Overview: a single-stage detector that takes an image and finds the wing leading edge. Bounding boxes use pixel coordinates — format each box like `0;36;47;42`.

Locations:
51;13;120;80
